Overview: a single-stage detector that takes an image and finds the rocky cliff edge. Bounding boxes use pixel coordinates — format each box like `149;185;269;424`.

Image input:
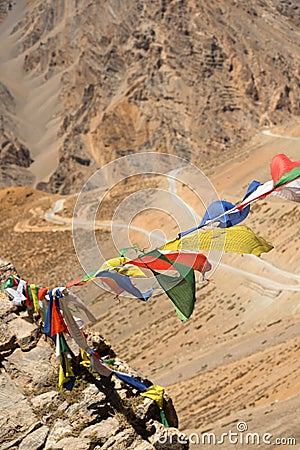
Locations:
0;261;188;450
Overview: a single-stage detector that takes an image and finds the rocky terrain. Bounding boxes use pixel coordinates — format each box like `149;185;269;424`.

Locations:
0;0;299;192
0;262;188;450
0;1;299;449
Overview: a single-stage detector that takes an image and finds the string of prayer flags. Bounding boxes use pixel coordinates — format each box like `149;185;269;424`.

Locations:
237;154;300;210
1;153;298;330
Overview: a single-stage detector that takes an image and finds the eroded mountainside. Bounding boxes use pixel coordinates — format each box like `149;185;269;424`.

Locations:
0;0;299;192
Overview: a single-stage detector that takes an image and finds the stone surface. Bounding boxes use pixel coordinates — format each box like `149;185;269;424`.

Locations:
50;437;91;450
31;390;59;410
132;441;156;450
0;290;16;318
0;321;16;356
100;428;137;450
81;383;107;404
135;398;161;423
0;372;37;444
18;425;49;450
65;384;107;423
2;339;55;391
44;419;73;450
0;422;43;450
7;316;39;351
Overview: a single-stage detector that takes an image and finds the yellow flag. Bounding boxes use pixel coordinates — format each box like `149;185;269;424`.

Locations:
58;354;75;390
140;384;165;409
30;284;39;312
99;257;146;277
79;348;91;368
160;225;273;256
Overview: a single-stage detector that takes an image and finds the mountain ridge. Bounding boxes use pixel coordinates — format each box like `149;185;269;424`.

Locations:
0;0;299;193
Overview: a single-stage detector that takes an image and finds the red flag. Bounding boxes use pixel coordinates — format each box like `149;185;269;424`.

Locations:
51;298;68;336
25;282;33;308
38;287;48;300
271;154;300;188
127;252;211;275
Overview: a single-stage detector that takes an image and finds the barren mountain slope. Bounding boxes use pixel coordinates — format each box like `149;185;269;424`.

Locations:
0;0;299;192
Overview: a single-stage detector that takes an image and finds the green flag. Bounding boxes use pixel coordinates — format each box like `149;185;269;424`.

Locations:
2;275;15;290
141;250;196;321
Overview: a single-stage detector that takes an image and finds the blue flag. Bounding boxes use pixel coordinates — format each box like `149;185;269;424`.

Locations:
95;270;154;301
179;180;262;237
43;290;53;336
114;371;149;392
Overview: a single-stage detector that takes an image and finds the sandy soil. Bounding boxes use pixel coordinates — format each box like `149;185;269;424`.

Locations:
0;0;63;184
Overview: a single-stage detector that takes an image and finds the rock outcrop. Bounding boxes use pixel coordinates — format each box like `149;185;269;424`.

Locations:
0;80;34;190
0;0;299;192
0;1;11;23
0;261;188;450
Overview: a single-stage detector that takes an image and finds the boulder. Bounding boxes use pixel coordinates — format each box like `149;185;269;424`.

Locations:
0;373;37;444
101;428;137;450
0;321;16;357
2;339;55;391
132;442;156;450
44;419;73;449
31;390;59;410
79;417;120;444
7;316;39;351
0;291;17;318
18;425;49;450
49;437;91;450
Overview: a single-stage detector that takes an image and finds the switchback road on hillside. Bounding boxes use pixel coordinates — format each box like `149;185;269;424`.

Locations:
42;160;300;292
